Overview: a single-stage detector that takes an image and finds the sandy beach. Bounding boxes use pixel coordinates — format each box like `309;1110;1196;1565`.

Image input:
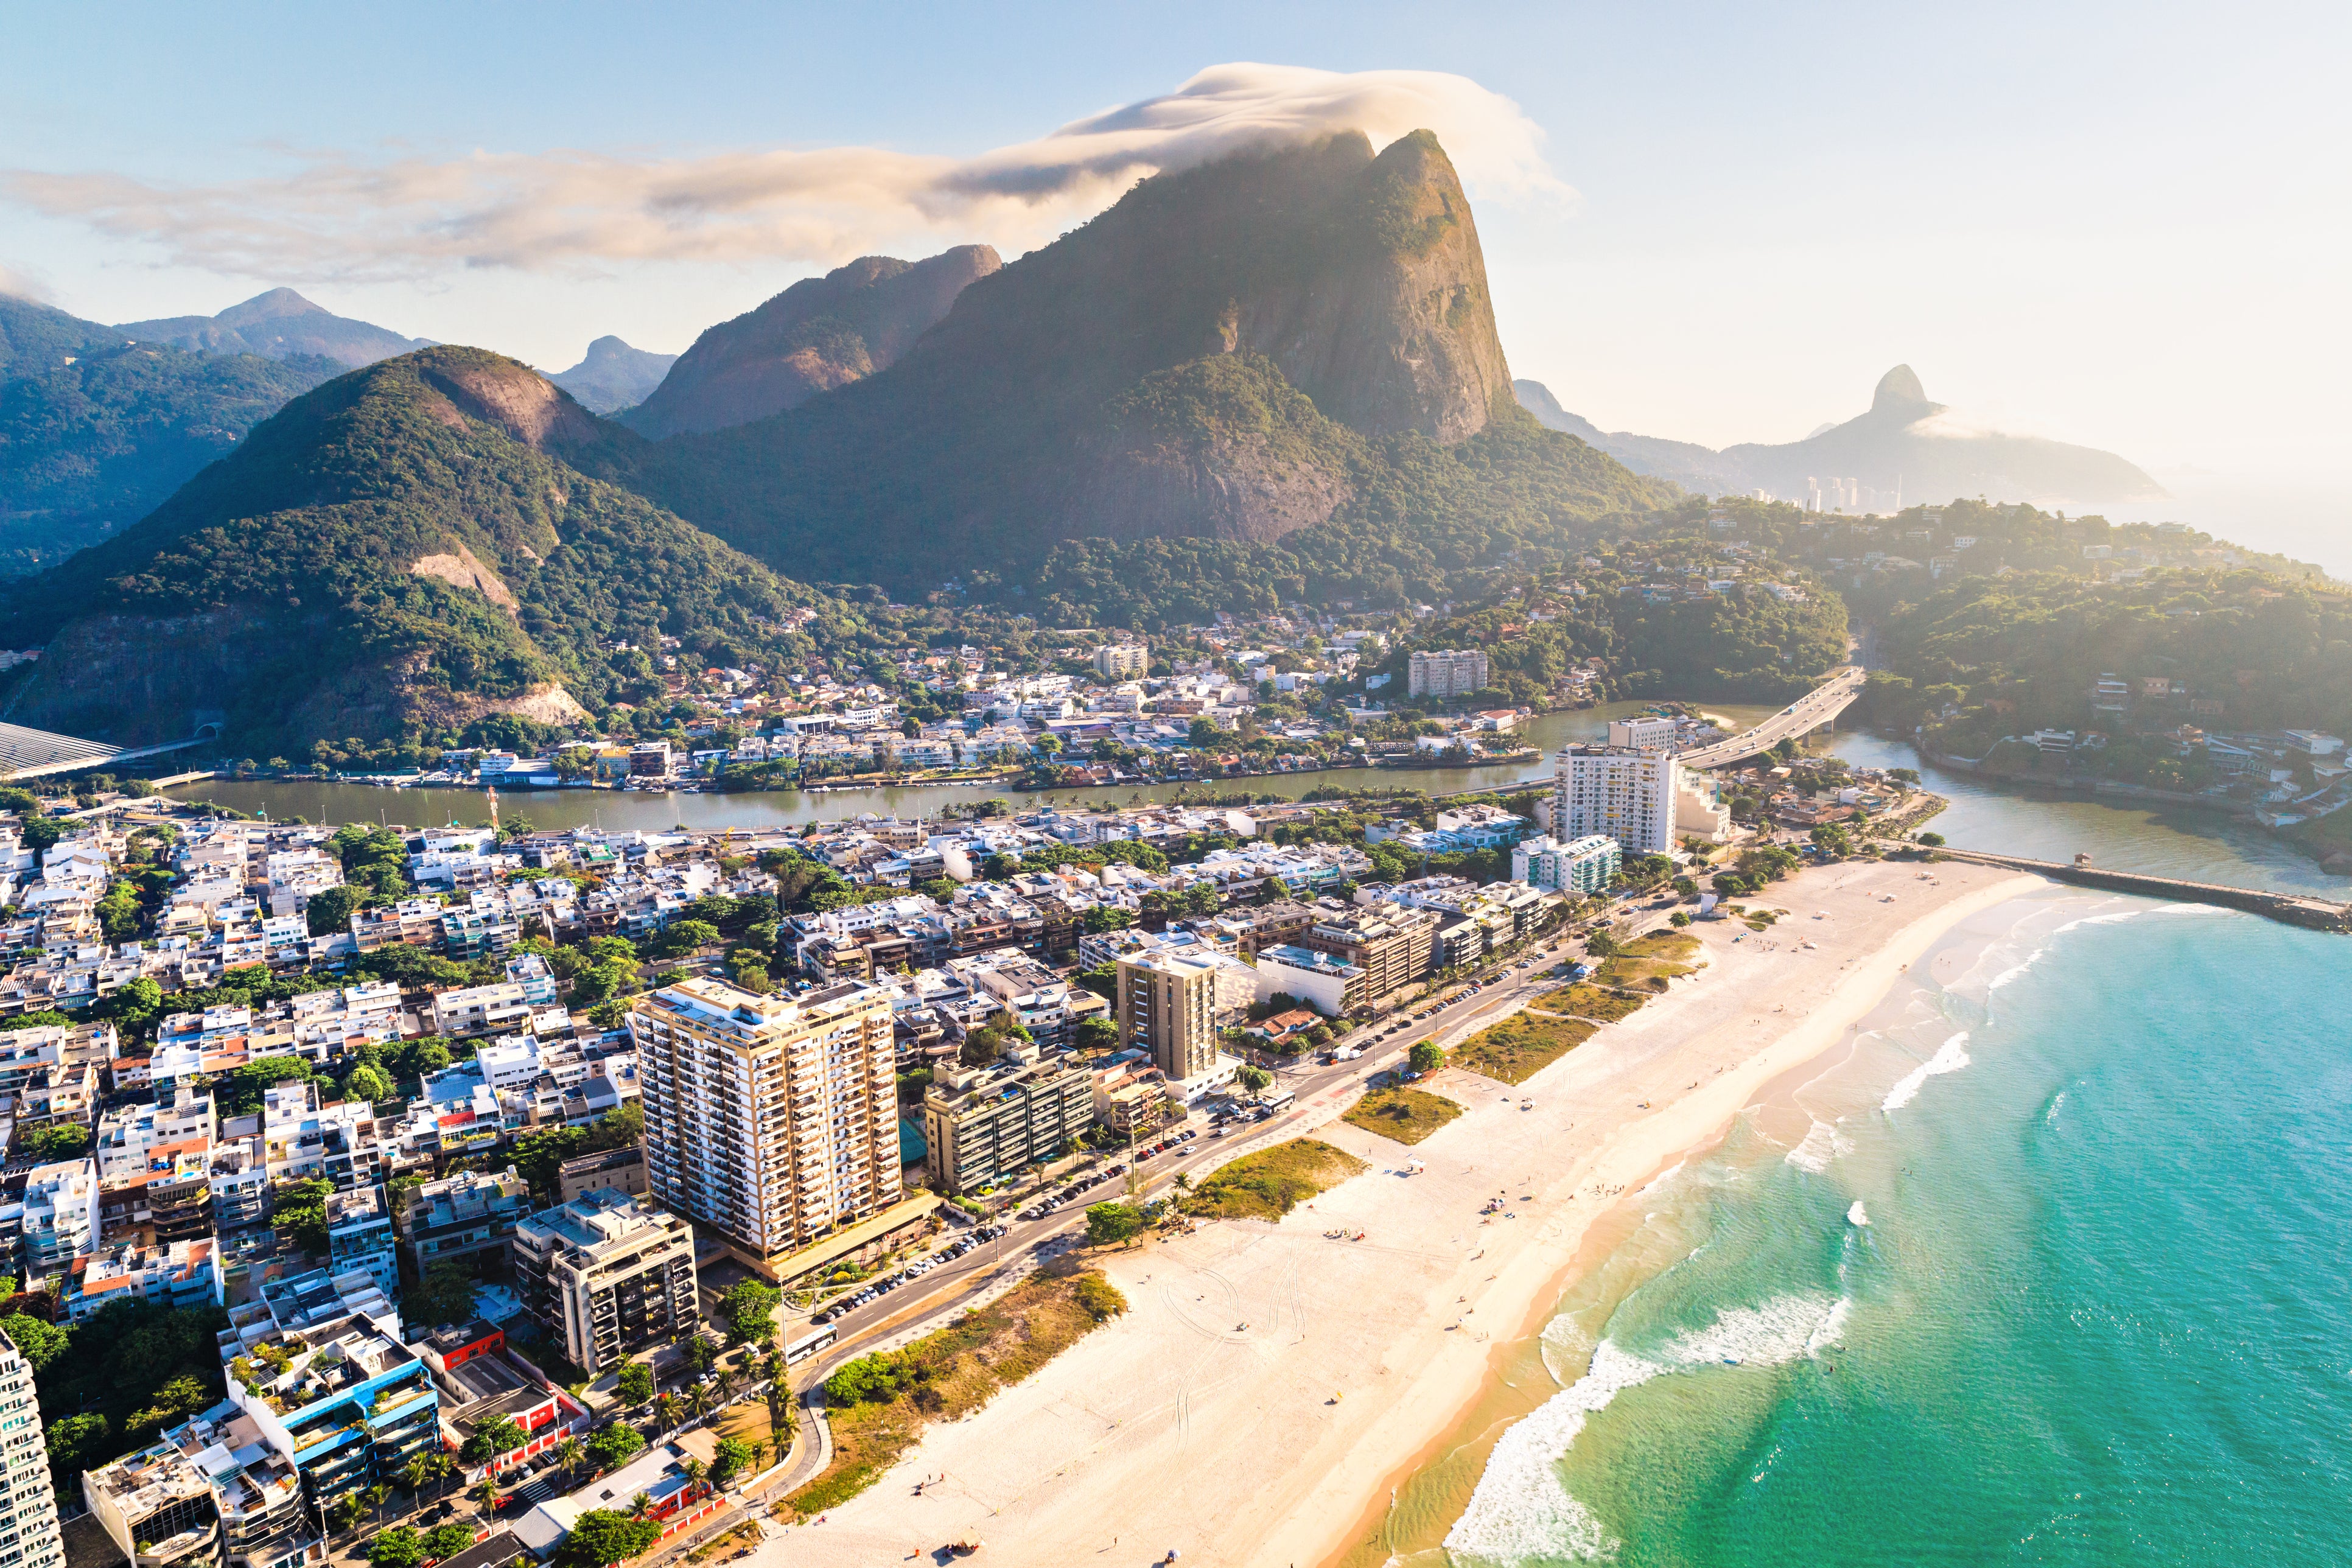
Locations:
766;858;2047;1568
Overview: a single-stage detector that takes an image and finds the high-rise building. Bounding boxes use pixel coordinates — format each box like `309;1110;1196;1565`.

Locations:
1407;649;1491;700
512;1190;699;1374
217;1311;439;1511
1298;905;1438;1004
0;1327;63;1568
1093;642;1149;680
922;1056;1093;1194
1606;716;1679;753
1116;950;1222;1081
629;977;901;1268
1553;746;1679;855
324;1187;398;1301
83;1415;322;1568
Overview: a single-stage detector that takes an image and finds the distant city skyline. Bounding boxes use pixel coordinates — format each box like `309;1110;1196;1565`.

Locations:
4;1;2345;519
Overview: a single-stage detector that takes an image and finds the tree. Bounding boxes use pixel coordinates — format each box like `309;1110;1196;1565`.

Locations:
651;920;723;960
1584;931;1620;959
1407;1040;1445;1074
423;1524;478;1562
1084;1201;1144;1248
1073;1016;1119;1053
306;884;369;937
330;1496;368;1534
1917;830;1946;847
271;1175;336;1255
340;1062;395;1105
614;1362;654;1407
587;1423;645;1473
460;1418;527;1466
1080;906;1133;934
469;1479;499;1524
709;1437;755;1485
21;1123;89;1161
558;1511;662;1568
554;1435;586;1482
716;1281;780;1346
1236;1065;1273;1093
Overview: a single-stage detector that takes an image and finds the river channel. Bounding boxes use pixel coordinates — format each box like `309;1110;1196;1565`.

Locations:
166;702;1787;831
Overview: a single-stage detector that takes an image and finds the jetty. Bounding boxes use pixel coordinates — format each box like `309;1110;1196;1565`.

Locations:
1927;847;2351;933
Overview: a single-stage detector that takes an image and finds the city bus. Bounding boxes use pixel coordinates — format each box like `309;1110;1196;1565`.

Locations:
1257;1088;1297;1113
786;1325;837;1365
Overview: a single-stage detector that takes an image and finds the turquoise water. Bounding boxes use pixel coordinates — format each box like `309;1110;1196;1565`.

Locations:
1435;898;2352;1566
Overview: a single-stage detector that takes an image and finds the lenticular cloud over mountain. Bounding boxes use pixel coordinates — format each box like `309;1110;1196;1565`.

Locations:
0;63;1563;284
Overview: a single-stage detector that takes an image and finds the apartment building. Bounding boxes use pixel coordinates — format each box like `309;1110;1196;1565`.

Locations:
84;1404;329;1568
1092;642;1149;680
1299;903;1438;1005
324;1187;397;1299
64;1236;223;1320
1407;648;1490;699
1115;950;1221;1082
19;1157;98;1285
1553;745;1679;856
511;1191;698;1374
1605;715;1679;753
402;1167;533;1273
0;1327;62;1568
217;1312;440;1511
629;978;902;1269
1513;833;1622;895
556;1147;646;1205
921;1055;1093;1194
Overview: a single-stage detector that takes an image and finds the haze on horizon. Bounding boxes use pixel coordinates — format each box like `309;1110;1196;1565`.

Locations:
4;0;2345;562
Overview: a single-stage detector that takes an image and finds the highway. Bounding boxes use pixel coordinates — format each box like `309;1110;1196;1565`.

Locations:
1678;666;1866;769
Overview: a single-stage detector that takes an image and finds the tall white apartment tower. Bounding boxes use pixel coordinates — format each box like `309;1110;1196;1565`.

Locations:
1552;746;1679;856
629;977;901;1270
1606;715;1679;754
0;1327;64;1568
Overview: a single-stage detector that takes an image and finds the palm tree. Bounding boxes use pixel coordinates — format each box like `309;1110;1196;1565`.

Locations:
712;1367;739;1404
471;1478;499;1525
628;1492;655;1519
402;1457;432;1496
745;1440;767;1473
678;1458;707;1497
365;1483;392;1525
554;1437;585;1485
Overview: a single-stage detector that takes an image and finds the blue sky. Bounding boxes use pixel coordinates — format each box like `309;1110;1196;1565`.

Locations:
6;1;2347;533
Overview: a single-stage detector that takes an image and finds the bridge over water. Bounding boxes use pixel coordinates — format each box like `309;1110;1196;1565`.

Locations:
0;720;211;782
1679;667;1869;769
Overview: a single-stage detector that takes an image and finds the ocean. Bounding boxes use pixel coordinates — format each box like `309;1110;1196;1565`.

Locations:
1375;765;2352;1567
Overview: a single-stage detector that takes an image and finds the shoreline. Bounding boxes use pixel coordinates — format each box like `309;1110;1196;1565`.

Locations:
1295;866;2046;1568
750;861;2049;1567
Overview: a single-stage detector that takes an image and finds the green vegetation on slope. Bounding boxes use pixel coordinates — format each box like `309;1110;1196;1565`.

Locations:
0;348;858;749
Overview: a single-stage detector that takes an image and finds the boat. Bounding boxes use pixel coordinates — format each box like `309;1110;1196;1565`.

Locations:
1722;1356;1742;1365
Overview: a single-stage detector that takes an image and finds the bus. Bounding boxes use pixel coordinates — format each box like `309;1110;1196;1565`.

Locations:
786;1325;836;1365
1257;1088;1297;1113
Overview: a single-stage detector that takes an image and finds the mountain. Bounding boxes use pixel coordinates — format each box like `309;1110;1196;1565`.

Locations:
1720;365;2165;508
114;288;432;368
621;248;1000;439
1513;380;1750;492
579;130;1617;592
0;340;340;576
1;293;129;377
548;336;678;415
0;347;841;750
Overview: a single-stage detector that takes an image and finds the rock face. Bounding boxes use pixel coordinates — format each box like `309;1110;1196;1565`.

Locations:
548;336;677;415
591;131;1522;586
115;288;431;367
622;247;1001;438
1514;380;1748;492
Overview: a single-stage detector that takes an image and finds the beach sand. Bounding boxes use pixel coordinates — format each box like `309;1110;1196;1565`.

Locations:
765;858;2046;1568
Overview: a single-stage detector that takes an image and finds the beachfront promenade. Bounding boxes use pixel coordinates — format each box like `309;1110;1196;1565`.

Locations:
1927;847;2352;933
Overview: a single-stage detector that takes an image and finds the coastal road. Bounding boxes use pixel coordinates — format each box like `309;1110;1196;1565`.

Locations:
1678;667;1866;769
764;931;1601;1494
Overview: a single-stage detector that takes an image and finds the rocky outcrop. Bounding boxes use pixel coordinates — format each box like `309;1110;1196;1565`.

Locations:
409;544;519;614
548;336;677;415
1237;131;1513;443
622;247;1001;438
418;357;601;450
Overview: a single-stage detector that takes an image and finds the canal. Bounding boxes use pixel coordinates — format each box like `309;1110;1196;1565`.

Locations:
165;702;1791;830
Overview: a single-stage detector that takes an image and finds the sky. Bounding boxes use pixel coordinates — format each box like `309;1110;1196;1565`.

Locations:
5;1;2348;558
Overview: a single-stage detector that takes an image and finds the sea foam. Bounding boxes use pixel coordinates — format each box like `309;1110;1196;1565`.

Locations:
1881;1029;1973;1111
1785;1118;1849;1173
1444;1297;1846;1563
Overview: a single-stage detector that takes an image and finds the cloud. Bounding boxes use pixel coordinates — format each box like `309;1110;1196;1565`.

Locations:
0;262;57;303
0;63;1565;285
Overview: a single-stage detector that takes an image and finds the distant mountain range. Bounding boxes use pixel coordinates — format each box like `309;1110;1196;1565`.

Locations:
548;337;677;415
1;130;1667;747
1515;366;2165;510
620;248;999;438
0;295;341;576
114;287;432;367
